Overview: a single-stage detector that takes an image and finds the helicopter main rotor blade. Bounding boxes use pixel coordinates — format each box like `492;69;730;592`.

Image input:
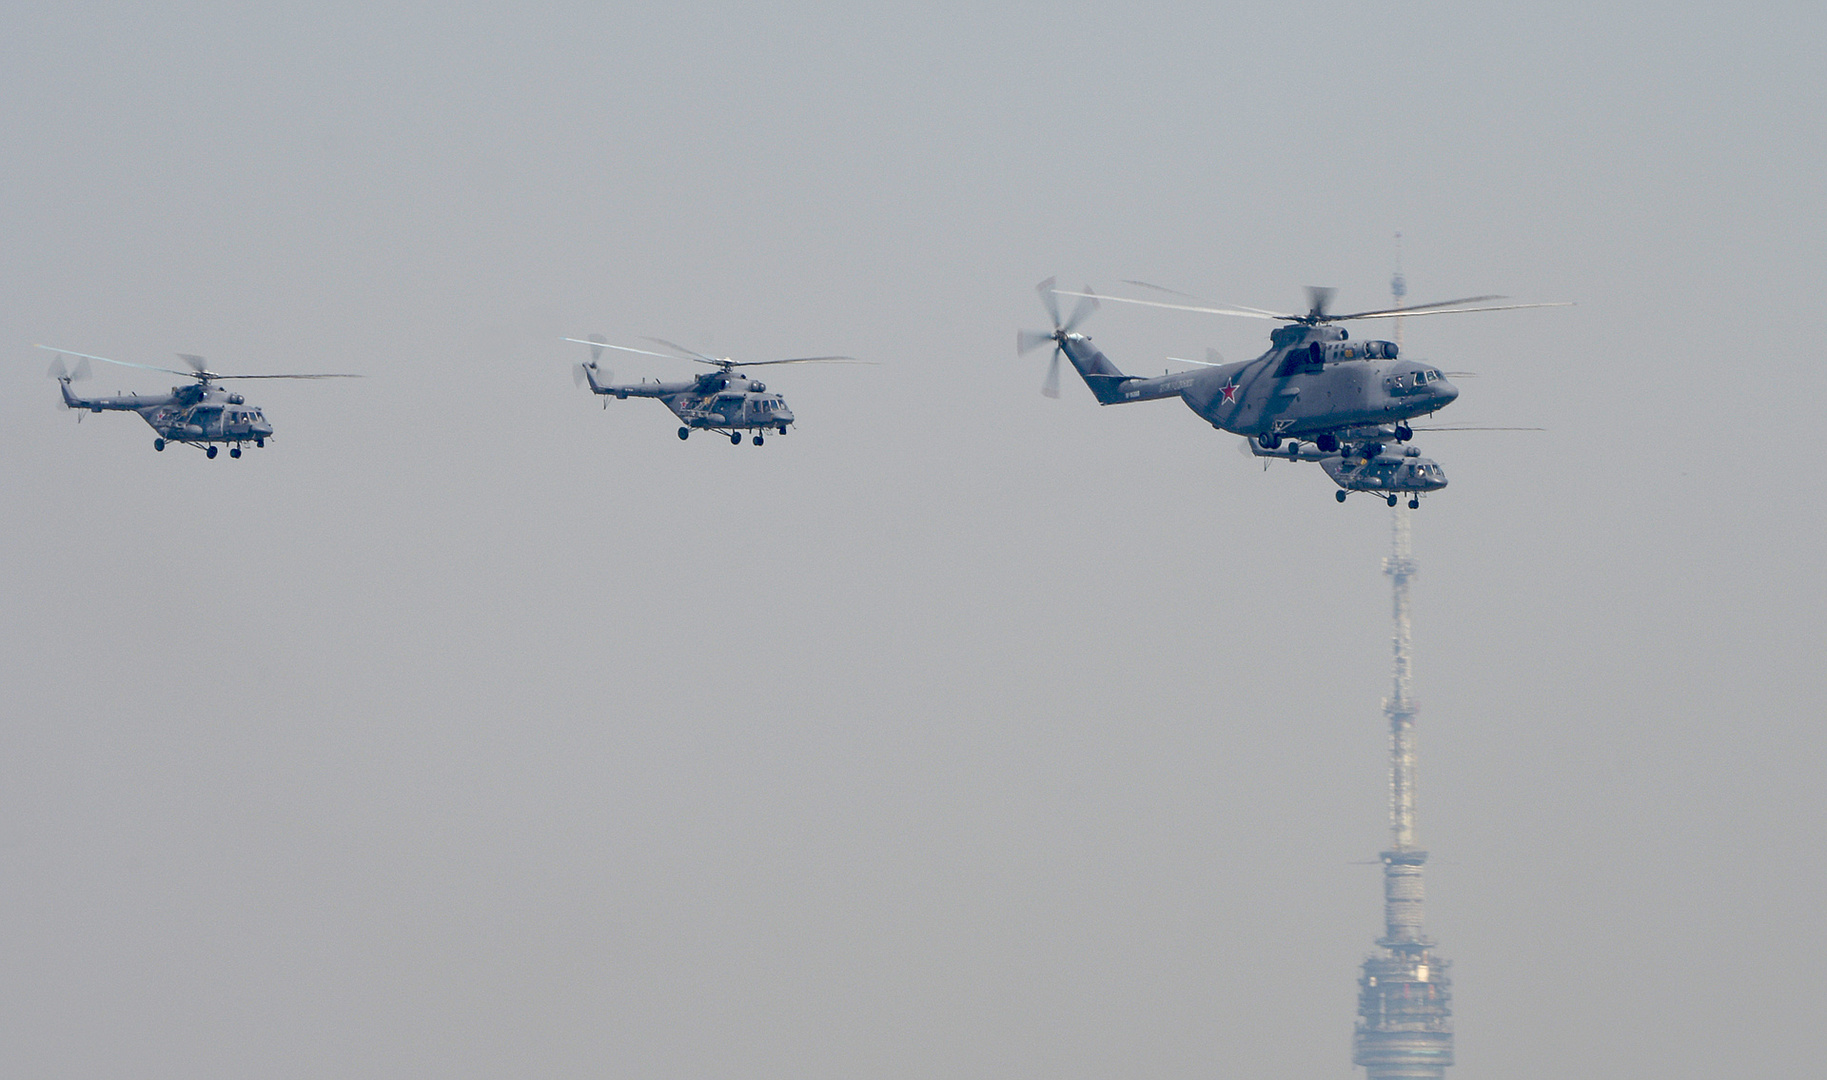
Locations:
206;373;364;380
643;338;725;365
1122;280;1288;318
1339;300;1574;321
34;344;193;378
564;339;681;362
1164;353;1225;368
1052;290;1291;321
1042;349;1061;398
727;356;868;368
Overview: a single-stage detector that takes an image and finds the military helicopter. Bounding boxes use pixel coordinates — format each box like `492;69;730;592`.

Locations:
37;345;359;457
566;336;860;445
1018;278;1565;498
1241;430;1447;506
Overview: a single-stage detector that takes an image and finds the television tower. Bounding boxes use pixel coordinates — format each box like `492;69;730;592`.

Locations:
1351;283;1454;1074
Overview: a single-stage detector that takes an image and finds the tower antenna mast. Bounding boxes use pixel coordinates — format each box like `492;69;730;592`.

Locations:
1351;394;1454;1074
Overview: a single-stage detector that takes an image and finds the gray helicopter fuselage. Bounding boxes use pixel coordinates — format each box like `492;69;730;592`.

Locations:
1245;434;1449;494
58;379;275;445
582;367;795;432
1061;323;1457;438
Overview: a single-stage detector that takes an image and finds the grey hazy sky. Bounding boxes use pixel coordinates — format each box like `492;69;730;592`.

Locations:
1;2;1822;1077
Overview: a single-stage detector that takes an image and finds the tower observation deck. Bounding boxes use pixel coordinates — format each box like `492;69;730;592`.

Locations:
1353;509;1454;1079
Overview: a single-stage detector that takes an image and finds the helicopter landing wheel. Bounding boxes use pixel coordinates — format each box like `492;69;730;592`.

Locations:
753;434;764;446
1336;490;1348;503
778;425;787;436
153;438;165;452
1408;498;1420;509
678;427;690;440
730;432;742;445
1396;424;1413;442
255;437;264;448
1386;494;1398;507
230;447;242;458
1259;433;1281;450
206;445;218;459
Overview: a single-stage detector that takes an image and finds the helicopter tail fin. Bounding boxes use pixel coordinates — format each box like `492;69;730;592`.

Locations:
1060;337;1136;404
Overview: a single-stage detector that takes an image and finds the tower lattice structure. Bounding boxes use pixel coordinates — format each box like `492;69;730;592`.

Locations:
1353;508;1454;1079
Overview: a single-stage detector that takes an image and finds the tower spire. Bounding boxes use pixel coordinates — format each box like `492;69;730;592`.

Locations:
1353;509;1454;1078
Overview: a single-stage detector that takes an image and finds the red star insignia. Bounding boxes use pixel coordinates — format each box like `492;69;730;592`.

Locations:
1219;380;1240;404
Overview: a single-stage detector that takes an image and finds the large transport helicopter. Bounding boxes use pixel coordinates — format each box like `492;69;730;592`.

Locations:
566;336;860;445
1018;278;1565;501
38;345;358;457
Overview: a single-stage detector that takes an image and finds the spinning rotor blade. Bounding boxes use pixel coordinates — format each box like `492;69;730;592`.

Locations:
176;352;210;373
1068;287;1570;324
1042;351;1061;398
1017;329;1055;355
206;372;362;380
564;339;680;362
729;355;865;368
1305;286;1336;321
1036;276;1062;329
35;344;191;378
643;338;725;365
1337;299;1574;320
1164;350;1225;368
1122;280;1288;318
1052;290;1291;320
45;355;92;382
572;363;609;387
1060;286;1098;334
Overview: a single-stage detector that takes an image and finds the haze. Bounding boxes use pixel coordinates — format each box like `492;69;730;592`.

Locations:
1;3;1821;1077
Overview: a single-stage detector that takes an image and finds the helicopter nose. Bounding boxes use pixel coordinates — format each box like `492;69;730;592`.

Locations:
1433;378;1459;406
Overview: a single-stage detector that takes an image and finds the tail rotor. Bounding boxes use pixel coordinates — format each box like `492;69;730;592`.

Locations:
571;334;610;389
1017;277;1098;399
46;354;91;410
46;354;92;385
